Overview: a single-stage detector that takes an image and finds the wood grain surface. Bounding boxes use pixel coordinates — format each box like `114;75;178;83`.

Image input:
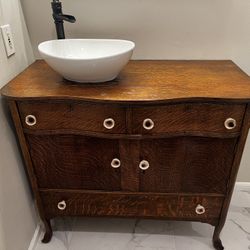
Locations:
119;140;140;192
2;60;250;248
2;60;250;103
132;103;245;134
139;137;237;194
27;133;237;194
213;104;250;248
18;101;245;136
40;189;224;225
18;101;126;134
27;134;121;190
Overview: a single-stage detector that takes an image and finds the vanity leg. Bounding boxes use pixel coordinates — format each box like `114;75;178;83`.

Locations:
213;226;224;250
41;219;52;243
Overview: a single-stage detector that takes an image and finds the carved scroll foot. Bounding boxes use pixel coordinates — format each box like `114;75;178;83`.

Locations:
213;227;224;250
213;238;224;250
41;219;52;243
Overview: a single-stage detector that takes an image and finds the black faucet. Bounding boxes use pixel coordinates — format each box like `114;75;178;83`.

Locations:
51;0;76;39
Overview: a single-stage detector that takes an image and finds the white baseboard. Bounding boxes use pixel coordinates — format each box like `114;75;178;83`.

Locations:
235;181;250;190
28;224;42;250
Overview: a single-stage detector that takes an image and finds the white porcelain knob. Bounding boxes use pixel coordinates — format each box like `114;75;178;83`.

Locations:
103;118;115;130
139;160;150;170
111;158;121;168
224;118;236;130
195;204;206;215
25;115;37;126
143;118;154;130
57;200;66;210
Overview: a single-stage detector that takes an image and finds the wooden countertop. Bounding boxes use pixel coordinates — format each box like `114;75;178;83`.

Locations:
2;60;250;104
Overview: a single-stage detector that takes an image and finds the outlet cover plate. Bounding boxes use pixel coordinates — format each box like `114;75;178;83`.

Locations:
1;24;15;57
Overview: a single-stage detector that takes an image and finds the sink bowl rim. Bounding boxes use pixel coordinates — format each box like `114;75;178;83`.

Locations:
38;38;135;61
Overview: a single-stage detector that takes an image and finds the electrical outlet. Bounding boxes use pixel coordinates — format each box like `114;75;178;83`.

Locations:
1;24;15;57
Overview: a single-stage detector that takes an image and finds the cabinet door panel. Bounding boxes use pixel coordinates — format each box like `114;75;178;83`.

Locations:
139;137;237;194
27;135;121;190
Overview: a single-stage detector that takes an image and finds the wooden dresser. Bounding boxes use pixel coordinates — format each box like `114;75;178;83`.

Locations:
2;60;250;250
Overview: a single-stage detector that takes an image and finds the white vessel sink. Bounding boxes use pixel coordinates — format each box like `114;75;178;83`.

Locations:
38;39;135;83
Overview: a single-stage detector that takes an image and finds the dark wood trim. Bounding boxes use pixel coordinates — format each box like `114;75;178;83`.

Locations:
7;100;52;241
23;129;240;139
213;104;250;249
40;188;225;197
125;106;133;134
119;140;140;191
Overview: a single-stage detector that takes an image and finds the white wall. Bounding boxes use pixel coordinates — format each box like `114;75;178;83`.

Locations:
21;0;250;181
0;0;36;250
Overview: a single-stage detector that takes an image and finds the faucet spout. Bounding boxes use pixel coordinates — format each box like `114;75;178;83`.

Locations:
51;0;76;39
53;14;76;23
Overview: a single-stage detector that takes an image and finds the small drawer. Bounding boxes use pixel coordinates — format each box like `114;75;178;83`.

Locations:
132;103;245;135
41;190;223;224
18;101;126;134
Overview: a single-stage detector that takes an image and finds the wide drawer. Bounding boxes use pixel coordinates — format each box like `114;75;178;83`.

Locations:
40;190;224;224
132;103;246;135
18;101;126;134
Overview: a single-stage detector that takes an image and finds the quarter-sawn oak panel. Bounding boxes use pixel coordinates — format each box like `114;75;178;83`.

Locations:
19;101;126;134
139;137;237;193
41;190;223;225
132;103;245;134
27;134;121;190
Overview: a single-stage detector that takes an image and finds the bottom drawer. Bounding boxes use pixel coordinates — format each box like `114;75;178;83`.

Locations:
40;190;224;225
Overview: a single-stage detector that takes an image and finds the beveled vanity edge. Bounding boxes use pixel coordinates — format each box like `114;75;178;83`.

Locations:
1;60;250;104
3;96;250;105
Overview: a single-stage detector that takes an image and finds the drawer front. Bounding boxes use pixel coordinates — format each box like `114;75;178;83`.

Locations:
41;190;223;224
18;101;126;134
138;137;237;194
27;134;121;190
132;103;245;134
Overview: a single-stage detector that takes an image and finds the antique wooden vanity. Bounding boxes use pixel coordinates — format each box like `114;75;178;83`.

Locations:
2;60;250;250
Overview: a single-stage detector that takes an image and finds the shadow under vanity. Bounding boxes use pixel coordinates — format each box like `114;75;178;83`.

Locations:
1;60;250;250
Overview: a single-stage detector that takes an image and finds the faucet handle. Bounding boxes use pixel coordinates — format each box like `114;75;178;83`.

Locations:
51;1;63;14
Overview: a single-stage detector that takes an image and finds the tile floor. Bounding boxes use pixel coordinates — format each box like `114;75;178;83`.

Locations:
34;185;250;250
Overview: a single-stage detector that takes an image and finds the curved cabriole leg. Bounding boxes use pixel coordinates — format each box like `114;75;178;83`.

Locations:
41;219;52;243
213;226;224;250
